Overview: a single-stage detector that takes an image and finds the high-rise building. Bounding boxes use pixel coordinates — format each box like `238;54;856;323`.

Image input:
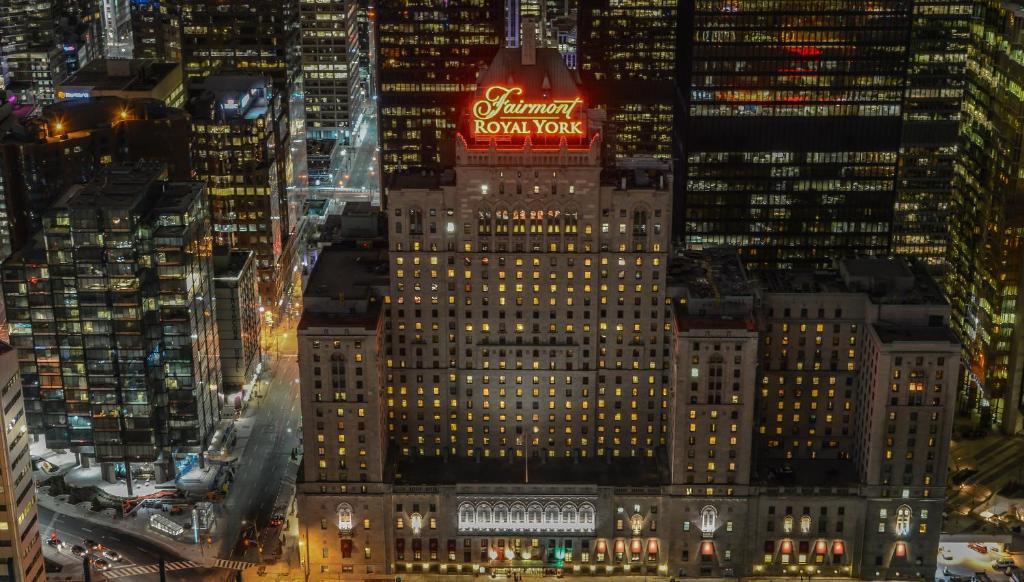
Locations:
949;0;1024;433
375;0;503;178
0;95;190;262
295;43;959;582
188;74;290;303
0;342;44;582
179;0;305;191
2;162;221;482
56;58;185;107
212;248;263;404
892;1;970;266
99;0;133;58
676;1;967;271
0;0;67;104
298;0;359;190
129;0;181;61
577;0;675;165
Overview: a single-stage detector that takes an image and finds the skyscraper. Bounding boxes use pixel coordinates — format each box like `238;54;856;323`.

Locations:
676;1;965;270
2;162;221;483
0;95;191;262
577;0;676;165
892;1;970;266
0;0;67;104
375;0;503;178
0;342;44;582
949;0;1024;433
129;0;181;61
188;74;289;302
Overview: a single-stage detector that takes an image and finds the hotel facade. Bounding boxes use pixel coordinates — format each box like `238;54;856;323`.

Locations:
296;42;959;582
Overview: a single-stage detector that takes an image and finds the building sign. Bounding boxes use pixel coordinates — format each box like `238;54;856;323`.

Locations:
56;90;91;101
471;86;584;138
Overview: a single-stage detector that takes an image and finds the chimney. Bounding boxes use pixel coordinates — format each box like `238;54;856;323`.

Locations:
521;16;537;66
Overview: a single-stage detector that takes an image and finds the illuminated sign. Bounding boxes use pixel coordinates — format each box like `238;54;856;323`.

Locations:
471;86;583;138
56;90;91;101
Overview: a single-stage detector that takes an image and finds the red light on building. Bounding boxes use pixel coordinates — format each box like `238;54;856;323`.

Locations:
470;85;584;138
700;541;715;556
894;542;907;557
831;541;845;556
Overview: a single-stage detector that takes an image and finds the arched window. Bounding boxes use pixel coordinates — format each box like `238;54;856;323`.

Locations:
800;515;811;534
494;503;509;524
579;503;595;525
895;505;912;536
476;503;492;525
478;208;493;235
564;210;578;234
337;503;354;533
459;503;474;525
561;504;577;525
544;503;559;524
783;515;794;533
410;512;423;535
632;209;648;237
700;506;717;533
630;514;644;536
528;503;542;524
495;209;510;234
511;503;526;524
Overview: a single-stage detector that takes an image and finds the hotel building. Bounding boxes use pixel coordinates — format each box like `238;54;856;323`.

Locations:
295;42;959;581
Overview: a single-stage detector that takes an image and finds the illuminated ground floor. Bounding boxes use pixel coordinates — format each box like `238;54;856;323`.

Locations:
296;481;944;581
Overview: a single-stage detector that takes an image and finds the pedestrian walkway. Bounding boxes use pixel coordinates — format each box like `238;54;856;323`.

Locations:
212;558;255;570
106;560;200;579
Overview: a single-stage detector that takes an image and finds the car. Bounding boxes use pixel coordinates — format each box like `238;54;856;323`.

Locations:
942;551;954;561
91;558;110;571
995;559;1015;570
969;543;989;554
101;549;121;562
70;545;87;558
83;539;101;551
46;537;59;548
269;514;285;527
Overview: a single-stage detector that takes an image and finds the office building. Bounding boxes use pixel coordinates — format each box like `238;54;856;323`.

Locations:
892;1;970;265
56;58;185;107
0;0;67;104
375;0;503;177
577;0;675;165
0;342;44;582
2;162;221;482
295;42;958;582
676;1;967;270
0;95;190;262
213;249;263;401
129;0;180;61
299;0;358;142
188;74;290;303
949;0;1024;433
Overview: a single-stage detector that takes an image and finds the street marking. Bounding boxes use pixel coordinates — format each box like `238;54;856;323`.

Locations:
213;558;255;570
81;528;92;532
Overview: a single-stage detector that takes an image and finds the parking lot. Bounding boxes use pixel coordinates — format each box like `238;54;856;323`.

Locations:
938;542;1020;581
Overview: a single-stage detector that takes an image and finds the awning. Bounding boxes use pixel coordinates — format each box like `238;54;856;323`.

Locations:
396;539;405;551
429;539;438;552
412;539;422;551
895;542;907;558
780;540;793;555
815;540;828;555
647;539;659;560
799;541;809;555
595;540;607;556
340;539;353;558
630;539;643;556
832;541;845;556
700;541;714;556
614;539;626;556
764;540;775;554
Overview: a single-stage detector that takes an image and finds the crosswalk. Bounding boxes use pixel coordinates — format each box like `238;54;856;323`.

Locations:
105;561;200;579
105;558;256;579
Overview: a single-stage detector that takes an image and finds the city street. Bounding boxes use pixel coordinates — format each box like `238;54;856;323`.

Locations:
938;542;1019;581
220;338;301;561
947;435;1024;519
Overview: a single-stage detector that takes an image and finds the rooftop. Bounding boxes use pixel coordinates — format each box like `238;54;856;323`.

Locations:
1;96;185;145
212;249;254;280
756;256;947;305
59;59;181;93
56;161;168;209
669;248;752;300
873;323;960;345
188;74;272;122
299;243;389;329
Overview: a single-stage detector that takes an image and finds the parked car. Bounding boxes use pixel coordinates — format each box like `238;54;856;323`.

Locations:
91;558;110;571
994;559;1015;570
70;545;86;558
83;539;101;551
969;543;989;554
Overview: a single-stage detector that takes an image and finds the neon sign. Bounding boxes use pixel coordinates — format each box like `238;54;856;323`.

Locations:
471;86;584;137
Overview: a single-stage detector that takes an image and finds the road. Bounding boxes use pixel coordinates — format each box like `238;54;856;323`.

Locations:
220;350;302;562
39;505;226;581
947;435;1024;516
309;100;380;204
